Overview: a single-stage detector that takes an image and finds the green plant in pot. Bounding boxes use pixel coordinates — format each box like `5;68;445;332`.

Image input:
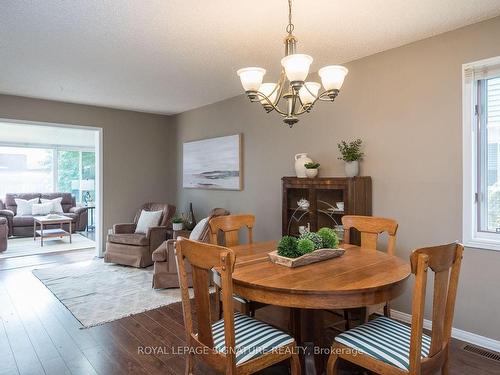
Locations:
338;138;364;177
304;162;320;179
172;215;184;231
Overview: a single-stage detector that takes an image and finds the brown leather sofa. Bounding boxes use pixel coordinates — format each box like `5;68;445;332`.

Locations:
0;193;88;237
152;208;229;289
104;202;176;268
0;217;7;252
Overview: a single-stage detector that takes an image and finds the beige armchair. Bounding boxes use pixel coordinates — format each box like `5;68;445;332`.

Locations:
104;202;175;268
152;208;229;289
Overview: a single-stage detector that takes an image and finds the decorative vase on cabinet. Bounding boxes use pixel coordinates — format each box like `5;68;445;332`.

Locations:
344;161;359;177
294;153;313;178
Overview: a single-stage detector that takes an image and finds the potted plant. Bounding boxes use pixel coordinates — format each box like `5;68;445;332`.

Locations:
337;138;364;177
304;162;320;178
172;215;184;231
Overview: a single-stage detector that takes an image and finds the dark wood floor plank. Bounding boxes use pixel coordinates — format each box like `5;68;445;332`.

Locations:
119;316;185;374
88;324;150;375
104;320;176;375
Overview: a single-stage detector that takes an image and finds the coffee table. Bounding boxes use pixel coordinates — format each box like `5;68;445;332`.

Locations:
33;215;73;247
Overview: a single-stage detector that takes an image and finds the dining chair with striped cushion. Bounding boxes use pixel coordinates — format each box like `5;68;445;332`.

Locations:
175;238;301;375
342;215;399;324
327;242;464;375
209;214;267;318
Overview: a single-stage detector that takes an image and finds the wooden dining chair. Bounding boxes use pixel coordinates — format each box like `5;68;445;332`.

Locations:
209;214;266;318
208;214;255;247
175;238;301;375
327;242;464;375
342;215;399;320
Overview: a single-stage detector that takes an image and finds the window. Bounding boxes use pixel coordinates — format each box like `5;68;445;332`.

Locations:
0;145;95;203
0;146;54;197
463;57;500;250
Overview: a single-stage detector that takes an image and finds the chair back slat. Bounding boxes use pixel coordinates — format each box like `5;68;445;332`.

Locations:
209;214;255;247
191;264;215;347
175;238;237;370
342;215;398;254
408;242;464;373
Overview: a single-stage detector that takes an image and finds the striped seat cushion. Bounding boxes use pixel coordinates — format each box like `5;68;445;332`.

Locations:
335;316;431;371
212;312;294;365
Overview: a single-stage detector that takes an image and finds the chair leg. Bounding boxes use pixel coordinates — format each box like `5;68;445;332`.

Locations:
343;309;350;330
290;351;301;375
442;354;449;375
384;301;391;318
185;353;193;375
326;351;339;375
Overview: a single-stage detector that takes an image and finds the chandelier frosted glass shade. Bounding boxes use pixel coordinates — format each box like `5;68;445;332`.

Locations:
318;65;349;90
281;54;313;82
259;83;279;106
299;82;321;104
237;67;266;91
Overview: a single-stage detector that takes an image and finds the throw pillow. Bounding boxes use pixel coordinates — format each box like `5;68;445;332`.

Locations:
189;217;209;240
135;210;163;234
32;202;53;216
41;197;64;213
14;198;39;216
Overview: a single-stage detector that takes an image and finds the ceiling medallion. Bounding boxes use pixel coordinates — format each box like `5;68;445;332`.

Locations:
237;0;348;127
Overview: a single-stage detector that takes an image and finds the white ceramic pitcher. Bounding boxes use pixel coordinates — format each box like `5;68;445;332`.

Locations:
294;153;313;178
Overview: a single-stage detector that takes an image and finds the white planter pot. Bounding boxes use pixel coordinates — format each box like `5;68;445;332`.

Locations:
344;161;359;177
305;168;318;178
172;222;184;231
294;153;313;178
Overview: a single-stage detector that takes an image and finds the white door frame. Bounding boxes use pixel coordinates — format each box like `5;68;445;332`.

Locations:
0;118;104;257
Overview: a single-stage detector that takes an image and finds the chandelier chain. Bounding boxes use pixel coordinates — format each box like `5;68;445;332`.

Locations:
286;0;294;35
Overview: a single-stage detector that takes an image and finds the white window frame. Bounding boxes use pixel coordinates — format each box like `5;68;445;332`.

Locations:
463;56;500;251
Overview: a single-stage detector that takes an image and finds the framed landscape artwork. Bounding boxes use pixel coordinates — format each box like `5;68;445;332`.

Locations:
183;134;242;190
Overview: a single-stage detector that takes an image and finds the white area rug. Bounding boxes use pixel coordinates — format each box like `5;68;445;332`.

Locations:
33;259;188;328
1;234;95;259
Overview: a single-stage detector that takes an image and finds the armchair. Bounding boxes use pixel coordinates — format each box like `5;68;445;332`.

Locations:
0;217;7;252
104;202;176;268
0;200;14;236
152;208;229;288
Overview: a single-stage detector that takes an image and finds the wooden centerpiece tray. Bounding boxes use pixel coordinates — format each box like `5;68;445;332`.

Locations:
268;248;345;268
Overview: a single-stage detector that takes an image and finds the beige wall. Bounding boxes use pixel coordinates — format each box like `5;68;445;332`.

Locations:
174;16;500;340
0;94;176;251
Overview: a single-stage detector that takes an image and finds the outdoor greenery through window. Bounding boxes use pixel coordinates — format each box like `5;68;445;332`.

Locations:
479;77;500;232
0;146;95;202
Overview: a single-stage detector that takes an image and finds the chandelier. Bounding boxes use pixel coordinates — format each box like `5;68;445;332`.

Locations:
236;0;348;127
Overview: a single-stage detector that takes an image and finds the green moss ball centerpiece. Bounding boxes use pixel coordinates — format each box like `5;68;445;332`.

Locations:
271;227;345;268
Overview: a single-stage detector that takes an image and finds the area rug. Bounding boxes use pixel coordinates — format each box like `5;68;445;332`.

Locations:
32;259;190;328
1;234;95;259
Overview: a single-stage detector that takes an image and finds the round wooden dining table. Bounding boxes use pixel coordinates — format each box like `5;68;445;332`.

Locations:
229;240;411;374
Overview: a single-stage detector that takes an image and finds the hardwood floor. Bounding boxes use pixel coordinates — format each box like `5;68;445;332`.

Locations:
0;250;499;375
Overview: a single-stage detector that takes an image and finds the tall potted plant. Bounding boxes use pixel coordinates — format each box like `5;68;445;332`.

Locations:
338;139;364;177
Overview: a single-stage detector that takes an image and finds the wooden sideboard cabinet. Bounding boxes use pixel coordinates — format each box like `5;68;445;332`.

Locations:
282;176;372;245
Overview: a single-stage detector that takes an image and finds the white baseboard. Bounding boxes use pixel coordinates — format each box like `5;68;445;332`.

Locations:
391;309;500;353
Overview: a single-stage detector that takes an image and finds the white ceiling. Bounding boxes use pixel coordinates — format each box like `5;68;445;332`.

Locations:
1;0;500;115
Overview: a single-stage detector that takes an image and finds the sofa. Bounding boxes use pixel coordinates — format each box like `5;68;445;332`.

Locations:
0;193;88;237
104;202;176;268
0;217;7;252
152;207;229;289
